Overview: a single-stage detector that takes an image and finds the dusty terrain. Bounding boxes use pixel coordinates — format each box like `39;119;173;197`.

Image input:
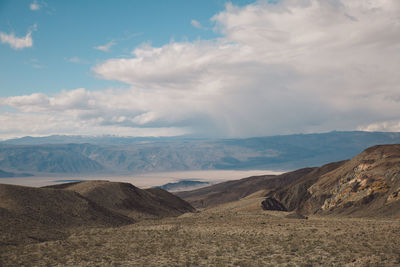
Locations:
1;191;400;266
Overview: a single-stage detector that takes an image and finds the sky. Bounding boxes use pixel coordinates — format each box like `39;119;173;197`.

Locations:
0;0;400;140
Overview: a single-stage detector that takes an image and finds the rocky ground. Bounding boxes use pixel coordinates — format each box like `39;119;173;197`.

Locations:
1;202;399;266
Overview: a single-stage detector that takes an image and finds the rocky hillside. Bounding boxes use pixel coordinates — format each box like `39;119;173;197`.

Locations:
176;144;400;217
176;168;315;208
268;144;400;217
271;160;347;212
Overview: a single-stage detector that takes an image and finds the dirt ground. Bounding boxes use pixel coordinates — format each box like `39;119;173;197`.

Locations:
1;200;400;267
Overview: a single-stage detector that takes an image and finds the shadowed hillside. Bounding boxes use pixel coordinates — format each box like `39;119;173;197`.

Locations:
267;145;400;217
1;181;194;245
270;160;348;212
177;144;400;218
50;181;195;220
176;168;315;208
0;183;133;245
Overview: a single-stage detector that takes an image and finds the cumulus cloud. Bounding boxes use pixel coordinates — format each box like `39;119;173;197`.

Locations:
0;26;35;50
91;0;400;136
358;121;400;132
0;88;194;137
191;19;204;29
30;0;40;11
2;0;400;138
0;112;188;140
94;41;116;52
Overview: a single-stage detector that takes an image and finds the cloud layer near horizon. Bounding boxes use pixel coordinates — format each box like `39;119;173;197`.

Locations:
2;0;400;138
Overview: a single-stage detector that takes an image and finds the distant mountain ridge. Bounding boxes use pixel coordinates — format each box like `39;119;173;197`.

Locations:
1;131;400;175
0;144;104;174
0;169;33;178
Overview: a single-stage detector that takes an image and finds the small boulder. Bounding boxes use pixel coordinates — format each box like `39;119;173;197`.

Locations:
285;212;308;219
261;197;287;211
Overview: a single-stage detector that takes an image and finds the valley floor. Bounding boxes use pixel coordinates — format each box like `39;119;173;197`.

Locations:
1;206;400;267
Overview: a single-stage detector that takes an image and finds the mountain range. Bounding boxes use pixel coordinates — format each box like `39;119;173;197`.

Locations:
1;131;400;175
0;169;33;178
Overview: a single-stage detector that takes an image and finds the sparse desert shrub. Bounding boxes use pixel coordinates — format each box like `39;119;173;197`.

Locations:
1;211;400;266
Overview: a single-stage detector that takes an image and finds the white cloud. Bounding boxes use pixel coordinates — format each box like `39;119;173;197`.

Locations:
25;58;45;69
0;28;34;50
91;0;400;137
0;88;195;135
0;112;189;140
30;0;40;11
32;64;44;69
67;56;89;64
68;56;81;63
94;41;116;52
358;121;400;132
2;0;400;138
191;19;204;29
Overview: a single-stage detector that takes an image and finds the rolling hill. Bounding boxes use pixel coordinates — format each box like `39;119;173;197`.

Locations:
175;168;315;208
0;183;133;245
48;180;195;220
0;181;194;245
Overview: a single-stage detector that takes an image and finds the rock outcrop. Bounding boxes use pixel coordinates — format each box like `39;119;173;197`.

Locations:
269;144;400;217
176;168;315;208
261;197;287;211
